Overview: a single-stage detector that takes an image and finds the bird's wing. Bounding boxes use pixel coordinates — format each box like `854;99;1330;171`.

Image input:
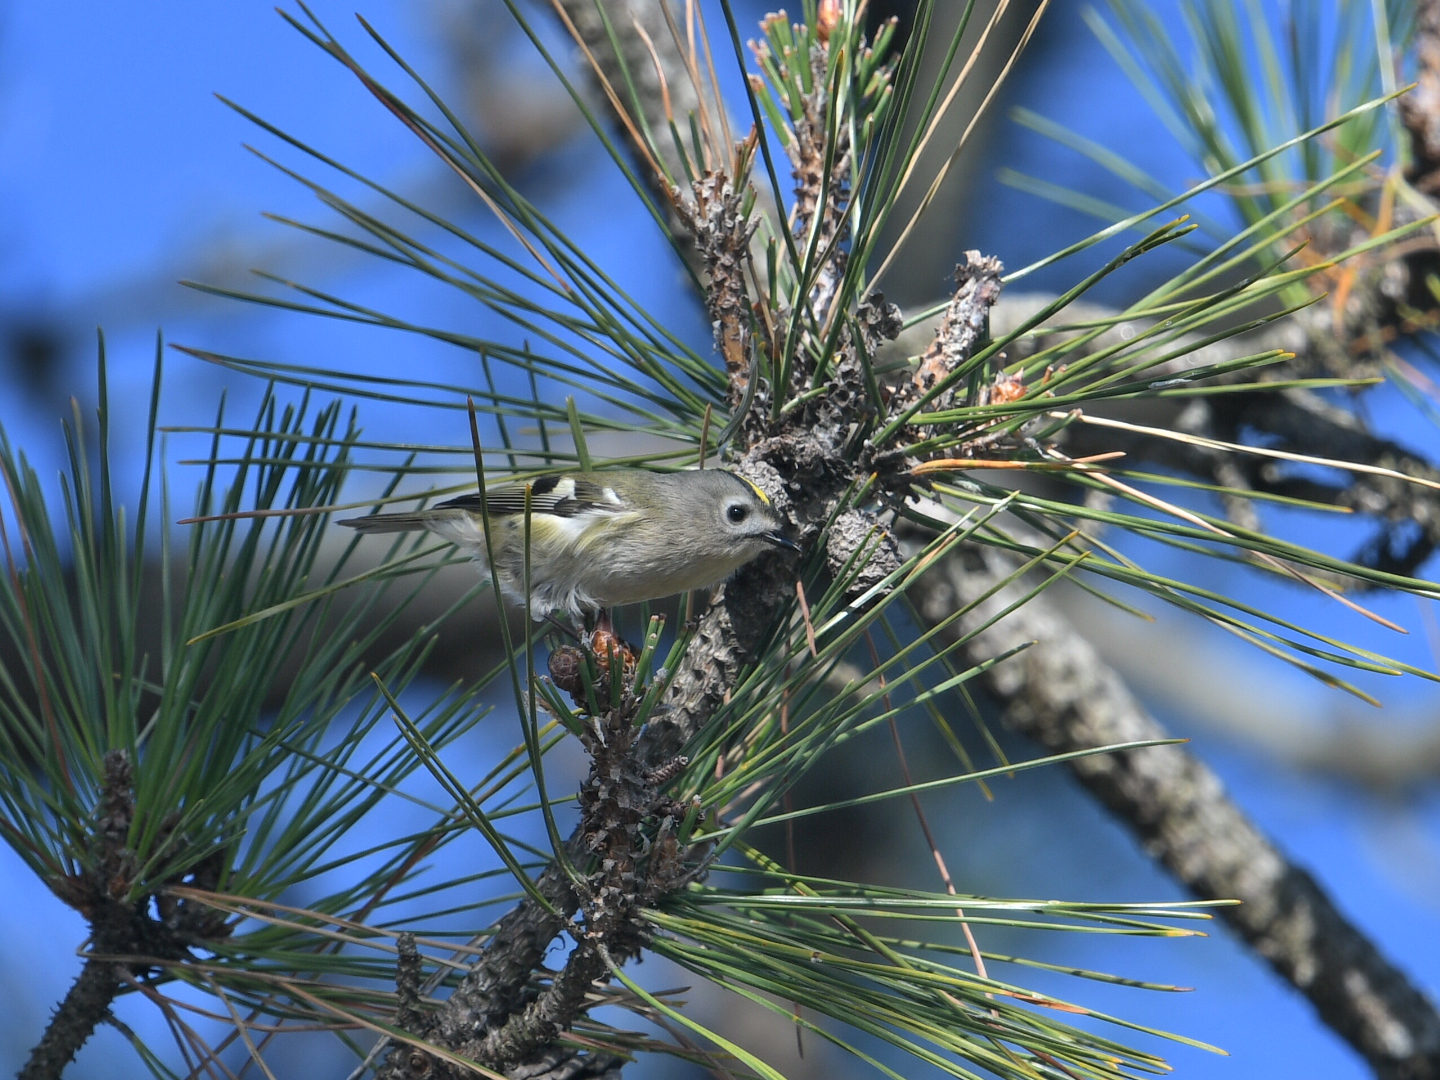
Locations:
435;475;623;519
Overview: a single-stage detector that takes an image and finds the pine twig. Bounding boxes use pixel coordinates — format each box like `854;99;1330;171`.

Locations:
16;955;124;1080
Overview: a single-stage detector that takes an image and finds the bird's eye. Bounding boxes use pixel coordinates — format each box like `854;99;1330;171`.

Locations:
726;504;749;524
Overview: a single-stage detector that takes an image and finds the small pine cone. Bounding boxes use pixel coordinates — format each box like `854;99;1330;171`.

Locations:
645;756;690;788
548;645;586;696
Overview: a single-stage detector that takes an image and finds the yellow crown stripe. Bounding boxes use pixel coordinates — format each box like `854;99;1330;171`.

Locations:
738;475;771;505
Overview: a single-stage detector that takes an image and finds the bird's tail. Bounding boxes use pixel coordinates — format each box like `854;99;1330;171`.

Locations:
337;511;441;534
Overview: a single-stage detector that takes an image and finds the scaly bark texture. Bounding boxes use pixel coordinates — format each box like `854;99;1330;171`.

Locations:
914;540;1440;1080
16;954;124;1080
21;751;231;1080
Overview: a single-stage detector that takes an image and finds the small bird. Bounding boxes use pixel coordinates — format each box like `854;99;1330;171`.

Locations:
338;469;797;621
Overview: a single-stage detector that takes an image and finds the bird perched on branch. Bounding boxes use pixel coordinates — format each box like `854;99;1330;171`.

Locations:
339;468;797;621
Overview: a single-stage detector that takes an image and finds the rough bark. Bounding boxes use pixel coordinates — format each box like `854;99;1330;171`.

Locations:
16;955;123;1080
418;857;585;1053
20;751;231;1079
912;539;1440;1080
376;543;799;1079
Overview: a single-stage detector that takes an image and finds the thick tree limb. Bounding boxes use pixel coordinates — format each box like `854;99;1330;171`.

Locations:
374;544;797;1079
414;857;584;1056
912;538;1440;1080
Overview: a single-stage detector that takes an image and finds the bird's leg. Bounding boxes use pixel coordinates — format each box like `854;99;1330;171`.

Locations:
682;590;709;634
587;608;630;653
578;608;609;646
583;608;623;649
543;613;580;641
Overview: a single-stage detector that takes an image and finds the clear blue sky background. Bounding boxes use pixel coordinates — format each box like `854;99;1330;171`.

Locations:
1;2;1438;1078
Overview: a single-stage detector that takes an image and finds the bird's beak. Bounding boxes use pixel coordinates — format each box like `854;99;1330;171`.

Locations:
764;530;800;552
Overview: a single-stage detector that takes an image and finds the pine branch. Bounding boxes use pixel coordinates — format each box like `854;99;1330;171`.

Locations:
910;537;1440;1080
20;751;230;1079
976;292;1440;582
359;274;1440;1076
1063;383;1440;580
16;955;123;1080
402;855;584;1067
111;5;1440;1077
375;487;835;1078
371;0;1440;1062
378;531;808;1078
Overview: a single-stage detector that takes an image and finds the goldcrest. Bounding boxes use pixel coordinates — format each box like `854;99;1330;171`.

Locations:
339;469;796;620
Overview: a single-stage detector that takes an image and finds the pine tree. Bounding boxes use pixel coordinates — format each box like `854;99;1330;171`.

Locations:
8;2;1440;1078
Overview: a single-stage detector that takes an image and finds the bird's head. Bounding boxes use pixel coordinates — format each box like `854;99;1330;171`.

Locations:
690;470;797;561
